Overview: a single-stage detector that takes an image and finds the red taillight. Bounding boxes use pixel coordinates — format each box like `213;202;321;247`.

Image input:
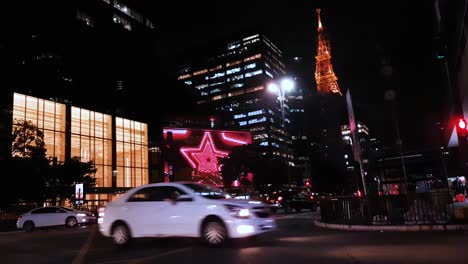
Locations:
277;196;283;202
309;195;315;200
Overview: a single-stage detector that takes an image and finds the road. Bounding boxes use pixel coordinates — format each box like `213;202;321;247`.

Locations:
1;211;468;264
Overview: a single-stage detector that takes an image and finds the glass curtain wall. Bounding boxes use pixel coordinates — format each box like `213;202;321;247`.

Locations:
12;93;66;162
71;107;113;188
115;117;148;188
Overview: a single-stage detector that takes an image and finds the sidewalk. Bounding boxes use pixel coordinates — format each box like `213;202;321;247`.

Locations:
313;220;468;232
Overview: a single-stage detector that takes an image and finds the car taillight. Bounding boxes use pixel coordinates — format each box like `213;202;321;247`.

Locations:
277;196;283;202
309;195;315;200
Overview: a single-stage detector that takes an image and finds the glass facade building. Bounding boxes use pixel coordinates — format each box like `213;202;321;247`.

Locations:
12;93;148;205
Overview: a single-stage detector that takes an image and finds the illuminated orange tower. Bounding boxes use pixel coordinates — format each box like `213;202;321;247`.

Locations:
315;8;342;96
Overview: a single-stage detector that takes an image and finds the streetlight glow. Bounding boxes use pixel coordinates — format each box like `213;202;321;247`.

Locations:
281;78;295;92
267;83;279;93
266;77;295;187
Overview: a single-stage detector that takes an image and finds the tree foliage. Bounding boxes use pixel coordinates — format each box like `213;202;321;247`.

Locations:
0;119;97;209
47;157;97;204
11;119;47;159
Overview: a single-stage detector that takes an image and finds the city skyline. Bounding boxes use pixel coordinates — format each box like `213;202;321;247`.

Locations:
148;0;440;151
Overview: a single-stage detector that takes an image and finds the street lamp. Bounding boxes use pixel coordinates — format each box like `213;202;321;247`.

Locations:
268;77;295;186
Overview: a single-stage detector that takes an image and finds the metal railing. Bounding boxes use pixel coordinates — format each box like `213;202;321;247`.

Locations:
320;191;458;225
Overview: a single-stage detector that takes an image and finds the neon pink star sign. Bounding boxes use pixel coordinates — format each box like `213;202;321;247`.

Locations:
180;132;229;172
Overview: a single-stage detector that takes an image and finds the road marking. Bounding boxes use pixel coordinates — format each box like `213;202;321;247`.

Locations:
71;226;97;264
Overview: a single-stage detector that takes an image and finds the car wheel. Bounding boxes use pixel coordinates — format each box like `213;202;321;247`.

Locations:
295;207;302;213
24;221;35;232
112;224;131;246
202;221;227;246
66;217;78;228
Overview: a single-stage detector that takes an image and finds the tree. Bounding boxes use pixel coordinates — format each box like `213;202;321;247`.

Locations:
2;119;98;207
47;157;97;205
11;119;47;159
4;119;50;206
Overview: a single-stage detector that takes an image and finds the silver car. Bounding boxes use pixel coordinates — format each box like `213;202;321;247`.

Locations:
17;206;96;232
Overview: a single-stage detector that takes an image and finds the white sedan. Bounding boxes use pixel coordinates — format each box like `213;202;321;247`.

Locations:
17;206;96;232
99;181;276;246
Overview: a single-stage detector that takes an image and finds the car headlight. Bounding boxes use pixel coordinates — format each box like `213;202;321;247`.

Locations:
224;204;251;219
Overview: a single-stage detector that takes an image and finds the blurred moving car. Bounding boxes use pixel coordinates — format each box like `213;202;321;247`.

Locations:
98;181;276;246
16;206;97;232
265;188;318;213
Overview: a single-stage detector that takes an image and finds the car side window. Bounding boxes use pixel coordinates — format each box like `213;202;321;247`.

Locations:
127;187;156;202
159;186;187;201
31;208;48;214
127;186;187;202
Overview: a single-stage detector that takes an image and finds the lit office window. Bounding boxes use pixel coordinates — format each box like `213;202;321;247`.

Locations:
226;67;241;75
12;93;66;162
245;70;263;78
76;10;94;27
244;63;256;70
195;84;209;90
178;74;191;80
71;107;113;188
244;54;261;62
248;109;263;116
226;60;242;67
234;113;246;119
193;69;208;76
113;14;132;31
113;0;144;23
115;117;148;188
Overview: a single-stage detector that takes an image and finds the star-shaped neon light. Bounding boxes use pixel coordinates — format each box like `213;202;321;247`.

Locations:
180;132;229;172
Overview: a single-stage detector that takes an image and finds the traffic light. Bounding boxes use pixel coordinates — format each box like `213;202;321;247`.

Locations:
305;181;311;188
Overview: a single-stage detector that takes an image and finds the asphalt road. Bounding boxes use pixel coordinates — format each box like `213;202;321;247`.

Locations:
1;211;468;264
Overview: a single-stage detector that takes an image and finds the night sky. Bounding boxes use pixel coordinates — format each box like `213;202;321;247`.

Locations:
146;0;441;150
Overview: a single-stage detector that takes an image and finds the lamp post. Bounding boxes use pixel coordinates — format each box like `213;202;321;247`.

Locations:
268;78;295;186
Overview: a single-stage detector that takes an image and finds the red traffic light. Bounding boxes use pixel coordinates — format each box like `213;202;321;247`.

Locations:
305;181;311;187
458;118;467;130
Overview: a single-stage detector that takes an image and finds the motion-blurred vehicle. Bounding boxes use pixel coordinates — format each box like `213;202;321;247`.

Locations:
265;188;318;213
98;181;276;246
16;206;97;232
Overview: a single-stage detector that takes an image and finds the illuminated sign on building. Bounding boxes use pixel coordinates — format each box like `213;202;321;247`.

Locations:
163;128;252;173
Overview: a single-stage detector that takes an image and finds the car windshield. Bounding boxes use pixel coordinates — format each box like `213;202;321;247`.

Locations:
182;183;227;200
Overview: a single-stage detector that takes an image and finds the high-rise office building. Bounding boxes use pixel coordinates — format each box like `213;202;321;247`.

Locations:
3;0;155;116
0;0;155;205
177;33;295;184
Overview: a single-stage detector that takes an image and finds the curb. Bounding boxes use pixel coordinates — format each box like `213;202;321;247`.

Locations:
313;220;468;232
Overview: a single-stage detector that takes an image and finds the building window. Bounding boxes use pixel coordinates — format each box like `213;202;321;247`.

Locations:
115;117;148;188
244;53;262;62
226;60;241;68
113;14;132;31
71;107;113;188
76;10;94;27
226;67;241;75
13;93;66;162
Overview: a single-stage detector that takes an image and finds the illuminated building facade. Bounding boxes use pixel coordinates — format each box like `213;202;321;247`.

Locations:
177;33;294;184
11;92;148;205
162;127;252;185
